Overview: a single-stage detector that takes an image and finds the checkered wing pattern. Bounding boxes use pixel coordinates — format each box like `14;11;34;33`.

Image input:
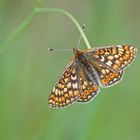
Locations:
87;45;137;71
77;68;99;102
48;61;80;108
94;63;124;87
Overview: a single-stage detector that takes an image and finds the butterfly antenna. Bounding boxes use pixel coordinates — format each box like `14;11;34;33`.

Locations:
48;24;85;52
76;24;85;49
48;48;72;52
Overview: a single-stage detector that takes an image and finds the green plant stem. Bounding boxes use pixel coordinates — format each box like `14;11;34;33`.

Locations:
35;8;91;49
0;7;91;55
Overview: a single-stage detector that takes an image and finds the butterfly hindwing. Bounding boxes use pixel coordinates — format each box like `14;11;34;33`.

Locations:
86;59;124;87
96;64;124;87
77;65;99;102
48;61;80;108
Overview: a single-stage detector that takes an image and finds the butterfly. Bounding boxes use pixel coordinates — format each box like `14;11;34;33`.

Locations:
48;45;137;108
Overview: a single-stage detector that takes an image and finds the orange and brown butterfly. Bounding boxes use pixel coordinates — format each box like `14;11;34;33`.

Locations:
48;45;137;108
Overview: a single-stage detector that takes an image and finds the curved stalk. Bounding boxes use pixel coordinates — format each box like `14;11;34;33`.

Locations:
0;7;91;55
35;8;91;49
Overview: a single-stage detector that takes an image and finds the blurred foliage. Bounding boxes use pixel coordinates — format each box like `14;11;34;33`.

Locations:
0;0;140;140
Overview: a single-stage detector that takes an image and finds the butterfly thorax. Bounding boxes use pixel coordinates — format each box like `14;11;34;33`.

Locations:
73;48;83;55
73;48;86;62
73;48;91;67
73;48;100;85
73;48;89;67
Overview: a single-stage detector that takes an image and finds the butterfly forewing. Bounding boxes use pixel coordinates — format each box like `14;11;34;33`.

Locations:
48;61;80;108
87;45;137;71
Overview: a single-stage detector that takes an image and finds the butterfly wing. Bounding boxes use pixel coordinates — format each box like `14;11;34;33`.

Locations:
86;45;137;71
77;65;100;102
48;60;81;108
93;63;124;87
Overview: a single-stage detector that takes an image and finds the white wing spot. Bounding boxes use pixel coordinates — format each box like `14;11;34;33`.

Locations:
58;90;61;96
71;75;77;80
118;47;124;51
102;69;106;74
108;56;114;60
100;56;105;62
113;78;117;81
114;55;119;58
84;81;88;86
55;89;58;95
64;88;67;92
106;60;112;66
105;69;109;73
117;45;122;48
82;85;86;89
67;82;71;88
72;83;78;89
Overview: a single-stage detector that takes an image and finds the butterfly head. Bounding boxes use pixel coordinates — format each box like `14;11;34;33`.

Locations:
73;48;83;55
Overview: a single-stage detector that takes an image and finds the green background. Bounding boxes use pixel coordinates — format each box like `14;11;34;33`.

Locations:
0;0;140;140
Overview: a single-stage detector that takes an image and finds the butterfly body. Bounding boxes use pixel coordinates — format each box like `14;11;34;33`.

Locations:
74;48;100;84
48;45;137;108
